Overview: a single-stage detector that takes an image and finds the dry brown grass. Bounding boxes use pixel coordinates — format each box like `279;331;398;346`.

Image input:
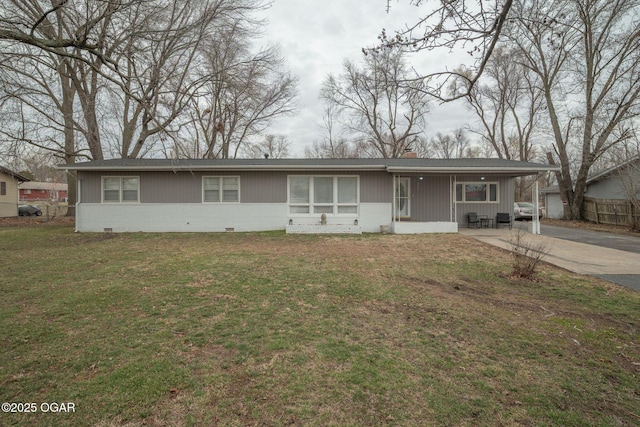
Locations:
1;228;638;426
542;217;640;236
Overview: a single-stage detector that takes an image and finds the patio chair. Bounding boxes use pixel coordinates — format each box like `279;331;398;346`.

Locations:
468;212;481;228
496;212;512;229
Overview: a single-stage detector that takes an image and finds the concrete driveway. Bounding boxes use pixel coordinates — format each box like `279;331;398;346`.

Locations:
460;222;640;291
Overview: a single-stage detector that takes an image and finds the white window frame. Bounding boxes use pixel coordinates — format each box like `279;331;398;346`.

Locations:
101;176;140;203
288;175;359;216
455;181;499;203
202;176;240;203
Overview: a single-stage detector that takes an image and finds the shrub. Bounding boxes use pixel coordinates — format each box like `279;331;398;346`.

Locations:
509;229;548;279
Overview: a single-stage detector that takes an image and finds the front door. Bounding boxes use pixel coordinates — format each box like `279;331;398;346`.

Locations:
395;177;410;219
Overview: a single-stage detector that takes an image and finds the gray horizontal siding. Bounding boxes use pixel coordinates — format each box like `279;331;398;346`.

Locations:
141;171;202;203
410;175;451;221
79;170;393;204
79;170;517;225
454;175;514;224
392;173;514;223
585;177;627;200
360;171;392;203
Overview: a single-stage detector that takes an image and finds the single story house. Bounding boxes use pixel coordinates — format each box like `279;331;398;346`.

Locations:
19;181;68;202
543;157;640;220
0;166;31;217
58;158;557;234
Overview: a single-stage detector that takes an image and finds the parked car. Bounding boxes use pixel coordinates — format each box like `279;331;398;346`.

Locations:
513;202;542;220
18;204;42;216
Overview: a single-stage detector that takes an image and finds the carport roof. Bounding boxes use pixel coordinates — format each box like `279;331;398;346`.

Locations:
58;158;558;176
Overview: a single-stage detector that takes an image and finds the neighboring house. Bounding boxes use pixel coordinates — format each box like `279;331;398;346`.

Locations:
19;182;68;202
0;166;31;217
584;157;640;200
541;185;564;219
58;158;556;233
543;157;640;220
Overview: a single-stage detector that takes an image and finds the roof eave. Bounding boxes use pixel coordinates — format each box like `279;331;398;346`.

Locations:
58;164;388;172
0;166;31;182
385;166;559;174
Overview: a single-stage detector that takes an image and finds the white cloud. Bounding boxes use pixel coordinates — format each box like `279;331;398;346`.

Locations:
259;0;477;157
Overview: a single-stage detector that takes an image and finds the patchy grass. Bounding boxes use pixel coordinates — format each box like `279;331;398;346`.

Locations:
1;226;639;426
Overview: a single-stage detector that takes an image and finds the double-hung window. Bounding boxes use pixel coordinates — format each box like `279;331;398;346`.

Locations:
203;176;239;203
102;177;139;203
288;176;358;215
456;182;498;203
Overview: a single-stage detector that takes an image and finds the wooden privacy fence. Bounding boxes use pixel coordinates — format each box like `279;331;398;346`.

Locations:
583;197;639;227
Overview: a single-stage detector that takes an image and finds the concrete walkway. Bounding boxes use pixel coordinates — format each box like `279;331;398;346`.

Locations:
460;226;640;291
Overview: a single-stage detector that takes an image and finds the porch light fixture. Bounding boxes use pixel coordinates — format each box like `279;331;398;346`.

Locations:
288;219;293;225
419;176;424;181
354;219;358;225
480;176;486;180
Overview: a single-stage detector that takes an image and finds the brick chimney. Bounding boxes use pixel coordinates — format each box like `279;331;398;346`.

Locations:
401;149;417;159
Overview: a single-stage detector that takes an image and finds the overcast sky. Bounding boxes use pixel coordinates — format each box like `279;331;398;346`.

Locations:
259;0;475;157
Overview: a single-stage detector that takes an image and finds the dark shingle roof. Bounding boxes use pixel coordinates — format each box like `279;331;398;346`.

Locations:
57;158;557;175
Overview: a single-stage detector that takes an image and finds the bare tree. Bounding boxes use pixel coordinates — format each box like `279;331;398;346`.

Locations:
0;0;274;161
0;0;127;70
105;0;264;159
178;20;297;159
506;0;640;219
243;134;291;159
381;0;515;101
322;48;429;158
17;151;66;182
456;46;545;163
305;139;360;159
0;0;286;213
428;128;474;159
305;105;360;158
0;46;83;212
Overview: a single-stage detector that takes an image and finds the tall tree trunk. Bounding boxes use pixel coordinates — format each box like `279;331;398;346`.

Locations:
59;60;77;216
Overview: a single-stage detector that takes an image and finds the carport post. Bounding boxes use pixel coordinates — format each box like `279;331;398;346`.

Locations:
531;178;541;234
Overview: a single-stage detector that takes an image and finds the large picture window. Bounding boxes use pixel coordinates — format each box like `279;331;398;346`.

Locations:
288;176;358;215
203;176;239;203
456;182;498;203
102;177;139;203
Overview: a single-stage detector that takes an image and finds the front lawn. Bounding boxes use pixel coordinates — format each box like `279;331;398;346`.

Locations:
1;226;638;426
